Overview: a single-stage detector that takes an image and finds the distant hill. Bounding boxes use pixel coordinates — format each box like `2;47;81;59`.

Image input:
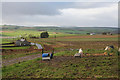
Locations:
2;25;23;30
1;25;119;34
33;26;119;34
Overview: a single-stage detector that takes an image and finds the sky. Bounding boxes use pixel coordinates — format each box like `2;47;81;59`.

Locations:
1;1;119;27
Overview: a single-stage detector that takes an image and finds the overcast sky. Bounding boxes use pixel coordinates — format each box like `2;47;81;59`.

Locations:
2;2;118;27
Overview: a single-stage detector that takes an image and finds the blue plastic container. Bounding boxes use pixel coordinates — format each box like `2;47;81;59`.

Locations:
42;53;49;57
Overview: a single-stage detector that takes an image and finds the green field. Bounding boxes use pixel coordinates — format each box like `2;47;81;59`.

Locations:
2;55;119;78
1;25;118;37
1;25;120;79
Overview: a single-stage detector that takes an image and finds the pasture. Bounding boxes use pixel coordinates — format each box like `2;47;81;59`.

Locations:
1;28;119;79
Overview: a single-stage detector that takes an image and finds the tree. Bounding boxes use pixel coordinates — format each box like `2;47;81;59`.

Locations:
86;33;90;35
102;32;107;35
40;31;49;38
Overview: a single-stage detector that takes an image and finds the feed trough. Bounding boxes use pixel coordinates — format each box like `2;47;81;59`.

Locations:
42;49;54;61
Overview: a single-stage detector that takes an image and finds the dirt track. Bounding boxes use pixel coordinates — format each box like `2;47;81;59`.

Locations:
2;54;42;66
2;44;54;66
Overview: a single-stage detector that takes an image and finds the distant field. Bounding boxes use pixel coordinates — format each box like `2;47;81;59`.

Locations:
54;35;118;41
1;30;76;38
1;25;118;35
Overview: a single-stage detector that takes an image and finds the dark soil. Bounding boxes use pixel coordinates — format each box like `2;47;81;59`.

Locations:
38;55;109;68
1;45;52;55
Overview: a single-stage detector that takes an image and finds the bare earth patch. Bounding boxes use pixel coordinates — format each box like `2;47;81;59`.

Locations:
63;35;118;39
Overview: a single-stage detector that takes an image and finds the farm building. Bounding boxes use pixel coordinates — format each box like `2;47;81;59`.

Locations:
90;33;96;35
102;32;112;35
87;32;96;35
15;38;31;46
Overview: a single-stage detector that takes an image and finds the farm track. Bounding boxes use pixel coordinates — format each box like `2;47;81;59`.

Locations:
2;53;42;66
2;45;52;66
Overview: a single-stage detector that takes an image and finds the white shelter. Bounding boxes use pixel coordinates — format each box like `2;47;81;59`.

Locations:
74;48;83;58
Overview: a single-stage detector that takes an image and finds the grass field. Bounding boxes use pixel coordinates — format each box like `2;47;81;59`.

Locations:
2;56;119;78
1;30;76;38
1;27;120;79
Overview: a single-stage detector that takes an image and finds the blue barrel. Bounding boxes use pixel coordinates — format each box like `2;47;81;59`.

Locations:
109;45;114;49
50;54;53;59
42;53;49;57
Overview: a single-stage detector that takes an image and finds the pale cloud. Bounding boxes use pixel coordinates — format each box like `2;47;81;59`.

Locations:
2;2;114;16
1;0;119;2
2;2;118;27
58;4;117;26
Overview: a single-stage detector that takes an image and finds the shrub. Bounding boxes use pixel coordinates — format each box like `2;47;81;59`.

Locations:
40;31;49;38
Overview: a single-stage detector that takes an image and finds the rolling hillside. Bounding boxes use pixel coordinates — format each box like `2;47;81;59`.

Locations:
1;25;119;34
